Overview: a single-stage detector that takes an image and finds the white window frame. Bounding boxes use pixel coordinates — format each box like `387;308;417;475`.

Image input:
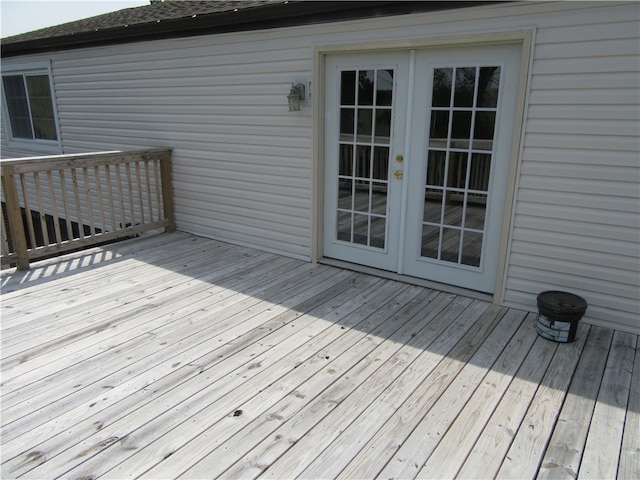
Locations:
1;60;62;153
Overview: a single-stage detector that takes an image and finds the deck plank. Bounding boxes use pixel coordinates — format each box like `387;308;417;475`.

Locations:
578;331;637;479
1;232;636;480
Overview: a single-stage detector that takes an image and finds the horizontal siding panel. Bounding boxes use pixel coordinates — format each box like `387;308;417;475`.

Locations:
520;159;639;182
534;38;640;59
522;147;639;167
528;88;638;106
516;189;637;213
518;176;638;198
518;202;640;231
523;133;638;152
513;213;639;243
530;72;639;90
525;118;638;137
527;104;639;122
532;56;639;76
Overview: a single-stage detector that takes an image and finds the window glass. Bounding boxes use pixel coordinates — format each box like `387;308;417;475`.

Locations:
26;75;57;140
2;75;33;139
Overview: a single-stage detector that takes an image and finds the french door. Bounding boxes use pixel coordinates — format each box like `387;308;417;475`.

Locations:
323;44;521;293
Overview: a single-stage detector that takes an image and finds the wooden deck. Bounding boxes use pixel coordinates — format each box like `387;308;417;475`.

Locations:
1;232;638;480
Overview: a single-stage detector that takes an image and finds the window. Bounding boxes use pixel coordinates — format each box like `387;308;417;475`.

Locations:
2;64;60;147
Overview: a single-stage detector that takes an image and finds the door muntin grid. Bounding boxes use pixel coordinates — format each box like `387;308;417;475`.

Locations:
336;68;394;249
420;65;501;268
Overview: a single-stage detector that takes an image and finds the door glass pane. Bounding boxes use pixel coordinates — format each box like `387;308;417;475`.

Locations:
441;228;461;263
426;150;446;187
341;71;356;105
432;68;452;107
338;179;353;209
429;111;449;148
353;213;369;245
374;109;391;143
444;197;464;227
340;108;355;140
477;67;500;108
335;67;393;250
355;146;371;178
447;153;468;189
376;70;394;106
371;182;388;215
450;111;472;149
421;225;440;259
469;154;491;192
354;182;370;213
473;111;496;150
419;63;501;268
357;108;373;142
339;145;353;176
372;147;389;180
337;211;351;242
370;216;386;248
358;70;375;105
454;67;476;107
465;194;487;230
462;231;483;267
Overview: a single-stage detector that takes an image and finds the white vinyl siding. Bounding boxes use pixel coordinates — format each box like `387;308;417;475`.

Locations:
2;1;638;332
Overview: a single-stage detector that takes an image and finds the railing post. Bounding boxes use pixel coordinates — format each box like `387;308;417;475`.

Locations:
160;149;176;233
1;164;30;270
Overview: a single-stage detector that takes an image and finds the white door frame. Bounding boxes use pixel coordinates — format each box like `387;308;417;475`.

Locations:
311;30;534;302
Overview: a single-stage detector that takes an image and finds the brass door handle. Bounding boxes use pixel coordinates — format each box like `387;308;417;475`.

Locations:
393;170;403;179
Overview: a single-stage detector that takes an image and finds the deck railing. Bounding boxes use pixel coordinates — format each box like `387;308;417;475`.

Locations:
1;148;174;270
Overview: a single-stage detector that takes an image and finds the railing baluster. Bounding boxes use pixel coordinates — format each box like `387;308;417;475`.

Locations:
83;167;96;237
115;163;126;230
94;165;107;234
33;171;51;246
125;162;136;227
46;170;62;245
58;169;74;241
154;158;162;223
135;160;145;224
104;164;117;232
20;173;37;248
70;168;85;239
144;160;154;223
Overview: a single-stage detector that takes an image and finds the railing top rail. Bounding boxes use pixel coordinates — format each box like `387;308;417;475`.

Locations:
1;147;172;174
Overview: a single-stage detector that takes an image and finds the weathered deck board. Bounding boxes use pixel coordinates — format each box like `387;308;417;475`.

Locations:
1;232;637;480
